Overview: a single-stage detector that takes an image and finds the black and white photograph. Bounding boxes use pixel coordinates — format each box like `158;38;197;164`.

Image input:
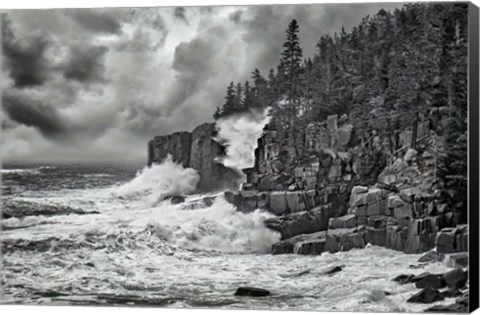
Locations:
0;0;478;313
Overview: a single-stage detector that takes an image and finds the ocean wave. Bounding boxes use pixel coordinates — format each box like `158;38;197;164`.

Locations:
1;168;41;175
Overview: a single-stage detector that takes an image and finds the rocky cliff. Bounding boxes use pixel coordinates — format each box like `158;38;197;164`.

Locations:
224;110;468;260
148;122;240;192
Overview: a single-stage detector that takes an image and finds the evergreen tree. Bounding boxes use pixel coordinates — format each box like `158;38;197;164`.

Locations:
279;19;304;122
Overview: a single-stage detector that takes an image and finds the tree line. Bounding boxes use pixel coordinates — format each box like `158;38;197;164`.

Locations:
212;2;468;222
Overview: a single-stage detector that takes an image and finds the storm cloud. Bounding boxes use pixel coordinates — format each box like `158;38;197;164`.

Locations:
1;3;402;162
68;9;123;34
2;92;65;136
1;14;51;88
63;45;109;83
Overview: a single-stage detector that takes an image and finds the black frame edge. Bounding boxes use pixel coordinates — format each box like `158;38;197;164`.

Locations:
469;1;480;313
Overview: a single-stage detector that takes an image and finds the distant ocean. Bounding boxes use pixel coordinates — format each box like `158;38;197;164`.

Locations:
0;160;452;311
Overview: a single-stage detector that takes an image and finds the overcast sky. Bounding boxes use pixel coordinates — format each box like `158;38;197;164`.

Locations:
1;3;402;163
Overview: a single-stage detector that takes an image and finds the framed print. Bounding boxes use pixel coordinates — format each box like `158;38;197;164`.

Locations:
1;1;479;313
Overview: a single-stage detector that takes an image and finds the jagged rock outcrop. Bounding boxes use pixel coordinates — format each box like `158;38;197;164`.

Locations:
148;122;240;192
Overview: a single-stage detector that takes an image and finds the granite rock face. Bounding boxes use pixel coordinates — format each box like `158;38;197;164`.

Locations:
148;122;240;192
148;132;192;167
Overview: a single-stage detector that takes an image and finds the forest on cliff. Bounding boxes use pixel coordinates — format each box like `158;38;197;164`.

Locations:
213;2;468;221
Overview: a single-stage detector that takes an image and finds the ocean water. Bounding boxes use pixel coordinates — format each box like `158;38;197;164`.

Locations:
0;160;453;312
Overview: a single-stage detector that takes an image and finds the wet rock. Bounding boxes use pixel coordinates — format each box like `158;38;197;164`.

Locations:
324;266;343;275
264;205;330;239
324;227;367;253
294;239;326;255
456;291;469;305
444;252;469;269
165;195;186;205
436;228;456;254
234;287;270;297
441;287;463;298
393;274;415;285
425;303;467;313
407;287;444;303
148;131;192;167
271;232;327;255
366;227;386;247
418;250;444;263
443;268;467;288
183;196;216;210
414;274;445;289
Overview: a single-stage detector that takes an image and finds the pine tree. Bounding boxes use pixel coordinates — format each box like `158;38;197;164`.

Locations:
279;19;304;122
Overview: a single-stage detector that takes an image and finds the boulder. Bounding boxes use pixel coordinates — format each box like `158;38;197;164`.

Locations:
272;231;327;255
234;287;270;297
444;252;469;269
407;287;444;303
441;287;463;298
414;274;445;289
324;266;343;275
286;191;306;212
167;196;186;204
264;205;330;239
268;192;287;215
324;227;367;253
329;214;356;229
443;269;467;288
418;250;444;263
436;228;456;254
295;239;326;255
393;274;415;285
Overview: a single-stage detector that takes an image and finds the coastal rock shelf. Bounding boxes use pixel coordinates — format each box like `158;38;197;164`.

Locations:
221;111;467;258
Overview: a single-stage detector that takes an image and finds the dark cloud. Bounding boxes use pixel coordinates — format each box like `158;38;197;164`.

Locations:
2;92;65;136
229;9;243;24
1;3;404;162
174;7;188;23
1;14;51;88
67;9;122;34
63;45;108;83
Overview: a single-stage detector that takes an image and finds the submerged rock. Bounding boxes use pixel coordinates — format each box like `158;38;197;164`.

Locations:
407;287;444;303
324;266;343;275
164;195;186;205
234;287;270;297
